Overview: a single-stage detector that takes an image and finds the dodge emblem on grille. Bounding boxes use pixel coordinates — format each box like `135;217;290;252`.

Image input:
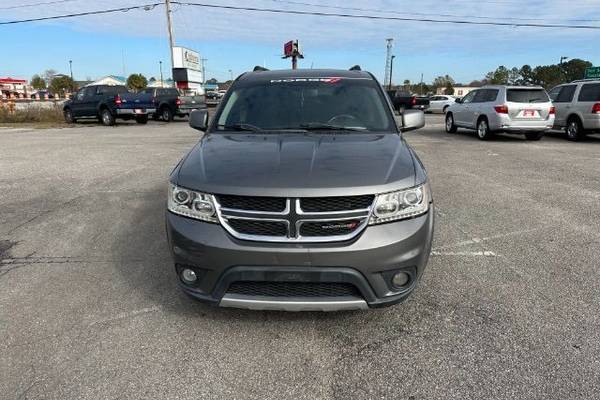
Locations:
321;221;358;230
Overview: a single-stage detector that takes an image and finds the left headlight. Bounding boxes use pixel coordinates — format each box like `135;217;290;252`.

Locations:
167;184;218;223
369;182;431;225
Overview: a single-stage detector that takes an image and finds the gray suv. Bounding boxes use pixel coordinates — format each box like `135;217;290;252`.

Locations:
165;68;433;311
548;80;600;141
445;85;555;140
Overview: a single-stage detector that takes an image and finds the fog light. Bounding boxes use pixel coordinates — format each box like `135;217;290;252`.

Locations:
181;268;197;284
391;271;410;288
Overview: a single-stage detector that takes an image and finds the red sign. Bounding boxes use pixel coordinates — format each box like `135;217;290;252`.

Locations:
284;41;294;57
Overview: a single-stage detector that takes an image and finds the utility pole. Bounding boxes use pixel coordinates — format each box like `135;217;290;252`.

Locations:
383;38;393;89
420;73;424;95
165;0;176;73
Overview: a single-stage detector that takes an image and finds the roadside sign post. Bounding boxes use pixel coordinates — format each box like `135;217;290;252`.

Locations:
283;40;303;70
584;67;600;79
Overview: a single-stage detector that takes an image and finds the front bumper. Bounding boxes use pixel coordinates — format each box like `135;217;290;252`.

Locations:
166;206;434;310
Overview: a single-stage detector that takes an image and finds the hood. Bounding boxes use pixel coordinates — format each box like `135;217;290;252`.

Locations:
175;133;417;197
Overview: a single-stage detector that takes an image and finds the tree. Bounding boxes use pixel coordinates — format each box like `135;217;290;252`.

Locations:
518;65;535;85
31;74;46;90
561;58;592;82
49;75;75;95
126;73;148;91
468;80;484;87
485;66;510;84
43;69;57;84
206;78;218;84
532;65;562;89
444;81;455;95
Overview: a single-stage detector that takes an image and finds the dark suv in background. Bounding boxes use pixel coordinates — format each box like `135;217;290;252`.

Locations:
141;87;206;122
166;68;433;311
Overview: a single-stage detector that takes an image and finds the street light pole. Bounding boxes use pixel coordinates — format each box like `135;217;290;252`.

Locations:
69;60;73;92
389;55;395;90
228;69;233;81
164;0;176;73
159;61;164;88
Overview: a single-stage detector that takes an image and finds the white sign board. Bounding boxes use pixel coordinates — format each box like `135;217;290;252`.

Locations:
186;69;203;83
172;47;200;71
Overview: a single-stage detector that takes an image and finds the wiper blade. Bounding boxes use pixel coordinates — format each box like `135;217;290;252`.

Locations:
299;123;367;132
217;123;263;132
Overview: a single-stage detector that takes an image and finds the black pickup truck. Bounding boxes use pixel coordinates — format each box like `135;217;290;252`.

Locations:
386;90;430;113
141;87;206;122
63;85;155;126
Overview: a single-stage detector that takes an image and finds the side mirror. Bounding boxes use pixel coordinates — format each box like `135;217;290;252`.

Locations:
455;97;463;104
189;109;209;132
397;109;425;132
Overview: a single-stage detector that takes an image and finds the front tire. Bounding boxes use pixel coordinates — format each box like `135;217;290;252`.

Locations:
100;108;115;126
566;117;584;141
135;115;148;124
525;131;544;141
445;113;457;133
63;108;76;123
476;118;492;140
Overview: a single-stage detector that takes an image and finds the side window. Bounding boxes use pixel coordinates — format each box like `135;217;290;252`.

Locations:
473;89;495;103
555;85;576;103
577;83;600;102
462;90;477;104
76;88;86;101
486;89;499;102
548;86;562;101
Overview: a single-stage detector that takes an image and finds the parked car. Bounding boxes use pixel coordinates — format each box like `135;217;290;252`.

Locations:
166;67;432;311
141;87;206;122
427;95;455;113
217;89;227;98
445;85;554;140
30;90;54;99
386;90;430;112
63;85;155;126
205;91;219;100
548;79;600;141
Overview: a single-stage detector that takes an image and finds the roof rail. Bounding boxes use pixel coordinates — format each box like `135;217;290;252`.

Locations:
349;65;361;71
253;66;269;72
571;78;600;83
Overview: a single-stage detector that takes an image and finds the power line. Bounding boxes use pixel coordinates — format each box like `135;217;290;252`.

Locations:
175;2;600;30
1;1;599;30
0;0;78;10
0;3;161;25
266;0;600;23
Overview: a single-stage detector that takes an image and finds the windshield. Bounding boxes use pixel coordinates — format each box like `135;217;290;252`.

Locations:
215;77;395;132
506;89;549;103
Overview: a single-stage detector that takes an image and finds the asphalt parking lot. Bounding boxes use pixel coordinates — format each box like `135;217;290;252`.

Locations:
1;115;599;399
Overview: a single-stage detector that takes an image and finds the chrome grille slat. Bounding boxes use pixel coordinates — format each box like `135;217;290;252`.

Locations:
214;195;374;243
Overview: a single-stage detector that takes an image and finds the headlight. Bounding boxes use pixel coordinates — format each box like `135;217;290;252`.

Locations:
167;184;218;223
369;183;431;225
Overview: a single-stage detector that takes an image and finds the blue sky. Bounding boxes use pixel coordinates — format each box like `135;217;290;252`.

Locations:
1;0;599;84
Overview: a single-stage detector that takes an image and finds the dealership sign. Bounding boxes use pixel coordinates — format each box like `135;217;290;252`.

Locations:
585;67;600;79
172;46;200;71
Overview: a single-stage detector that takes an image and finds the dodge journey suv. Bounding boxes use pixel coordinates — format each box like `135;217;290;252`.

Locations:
166;68;433;311
445;85;555;140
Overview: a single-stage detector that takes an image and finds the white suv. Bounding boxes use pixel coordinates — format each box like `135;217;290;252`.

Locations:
445;85;555;140
548;80;600;141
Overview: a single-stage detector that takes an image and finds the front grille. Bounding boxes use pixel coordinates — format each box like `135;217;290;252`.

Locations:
300;195;374;212
227;219;287;237
300;219;362;237
217;195;286;212
227;281;360;298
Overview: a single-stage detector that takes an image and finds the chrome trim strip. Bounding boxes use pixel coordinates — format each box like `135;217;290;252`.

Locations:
295;198;373;216
212;194;375;243
219;294;369;311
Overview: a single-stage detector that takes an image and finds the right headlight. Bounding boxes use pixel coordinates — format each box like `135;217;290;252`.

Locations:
167;184;218;223
369;182;431;225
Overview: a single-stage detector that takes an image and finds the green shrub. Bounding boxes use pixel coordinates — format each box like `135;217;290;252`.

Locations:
0;103;64;124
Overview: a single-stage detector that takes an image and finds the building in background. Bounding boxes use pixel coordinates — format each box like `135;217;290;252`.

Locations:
436;86;479;97
172;46;204;95
0;77;29;97
89;75;127;86
148;78;175;88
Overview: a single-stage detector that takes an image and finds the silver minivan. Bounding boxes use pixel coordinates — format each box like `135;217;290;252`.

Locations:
445;85;555;140
548;80;600;141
